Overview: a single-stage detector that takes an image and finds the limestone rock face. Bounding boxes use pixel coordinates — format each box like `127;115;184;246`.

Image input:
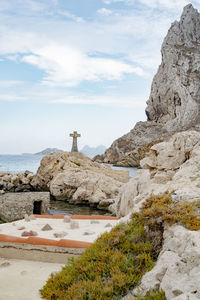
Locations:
112;131;200;217
32;152;129;209
125;225;200;299
146;4;200;130
99;4;200;167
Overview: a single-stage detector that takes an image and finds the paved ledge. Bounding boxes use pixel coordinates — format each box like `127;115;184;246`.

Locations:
0;214;119;262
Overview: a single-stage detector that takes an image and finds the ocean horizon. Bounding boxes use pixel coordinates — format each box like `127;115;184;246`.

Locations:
0;154;43;174
0;154;137;176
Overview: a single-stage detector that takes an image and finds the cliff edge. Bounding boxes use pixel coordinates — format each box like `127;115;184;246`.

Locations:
96;4;200;167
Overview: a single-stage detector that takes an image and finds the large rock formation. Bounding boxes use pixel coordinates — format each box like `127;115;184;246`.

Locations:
32;152;129;209
97;4;200;167
111;130;200;217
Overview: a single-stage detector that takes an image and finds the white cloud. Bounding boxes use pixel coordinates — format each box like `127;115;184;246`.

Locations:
0;0;199;103
21;44;145;87
57;10;84;23
97;8;113;15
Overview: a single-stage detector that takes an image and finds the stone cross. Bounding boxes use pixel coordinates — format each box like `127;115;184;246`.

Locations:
69;131;81;152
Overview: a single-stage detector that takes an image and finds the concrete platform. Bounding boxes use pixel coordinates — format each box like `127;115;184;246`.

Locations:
0;214;119;263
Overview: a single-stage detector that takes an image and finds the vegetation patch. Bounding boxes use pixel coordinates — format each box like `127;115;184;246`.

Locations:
135;289;166;299
41;214;158;299
41;193;200;299
142;193;200;231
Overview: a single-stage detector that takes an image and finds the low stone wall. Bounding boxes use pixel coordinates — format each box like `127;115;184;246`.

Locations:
0;192;50;222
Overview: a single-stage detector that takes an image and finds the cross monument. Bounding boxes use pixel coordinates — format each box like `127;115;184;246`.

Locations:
69;131;81;152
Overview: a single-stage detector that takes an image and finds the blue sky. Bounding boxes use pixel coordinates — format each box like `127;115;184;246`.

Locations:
0;0;200;154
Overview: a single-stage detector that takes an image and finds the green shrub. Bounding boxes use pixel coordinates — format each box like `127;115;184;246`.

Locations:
41;193;200;299
142;193;200;231
40;214;157;299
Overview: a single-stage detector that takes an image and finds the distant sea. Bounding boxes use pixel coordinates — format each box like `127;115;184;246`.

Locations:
0;154;43;174
0;154;138;177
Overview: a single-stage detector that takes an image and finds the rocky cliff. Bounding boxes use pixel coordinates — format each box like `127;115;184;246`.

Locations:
97;4;200;167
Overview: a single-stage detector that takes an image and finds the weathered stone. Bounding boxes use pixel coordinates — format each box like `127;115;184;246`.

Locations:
0;262;11;268
11;175;20;185
17;226;26;230
63;215;71;223
41;224;53;231
21;230;38;237
53;232;68;238
24;214;30;222
70;220;79;229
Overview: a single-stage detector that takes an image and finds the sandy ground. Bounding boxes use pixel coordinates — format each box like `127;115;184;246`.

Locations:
0;218;118;243
0;217;119;299
0;257;64;300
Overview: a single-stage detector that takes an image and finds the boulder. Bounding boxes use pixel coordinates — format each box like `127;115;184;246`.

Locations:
31;152;129;209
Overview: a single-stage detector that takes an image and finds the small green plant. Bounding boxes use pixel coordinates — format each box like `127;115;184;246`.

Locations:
135;289;166;299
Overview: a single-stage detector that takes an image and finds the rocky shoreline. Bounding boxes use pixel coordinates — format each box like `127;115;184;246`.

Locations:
0;152;129;214
0;171;35;194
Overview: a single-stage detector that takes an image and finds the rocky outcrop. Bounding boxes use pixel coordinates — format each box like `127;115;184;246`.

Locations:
98;4;200;167
98;122;167;166
32;152;129;209
0;171;34;193
111;130;200;217
125;225;200;299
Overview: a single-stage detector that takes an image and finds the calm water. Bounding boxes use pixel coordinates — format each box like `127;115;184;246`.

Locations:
50;201;108;216
0;154;43;174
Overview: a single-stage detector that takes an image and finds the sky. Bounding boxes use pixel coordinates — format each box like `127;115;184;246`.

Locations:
0;0;200;154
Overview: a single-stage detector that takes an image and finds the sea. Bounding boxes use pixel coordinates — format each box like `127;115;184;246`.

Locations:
0;154;138;216
0;154;138;177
